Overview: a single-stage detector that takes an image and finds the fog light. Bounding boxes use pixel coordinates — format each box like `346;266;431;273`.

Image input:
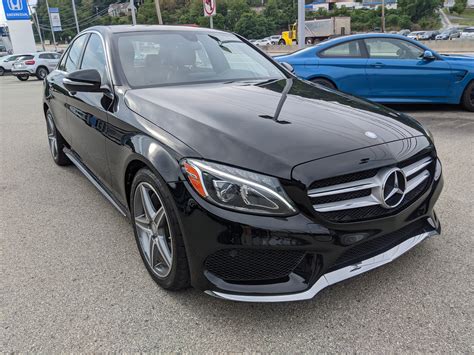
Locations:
340;233;369;246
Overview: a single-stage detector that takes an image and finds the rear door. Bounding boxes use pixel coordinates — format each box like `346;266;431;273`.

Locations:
364;37;453;101
316;39;370;96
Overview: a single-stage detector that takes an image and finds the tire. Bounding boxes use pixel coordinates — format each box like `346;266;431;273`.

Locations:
0;67;5;76
311;77;336;90
278;39;286;45
306;38;314;45
461;81;474;112
130;168;190;290
36;66;49;80
45;109;71;166
17;75;29;81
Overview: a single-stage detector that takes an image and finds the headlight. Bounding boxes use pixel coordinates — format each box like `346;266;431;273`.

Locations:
181;159;297;216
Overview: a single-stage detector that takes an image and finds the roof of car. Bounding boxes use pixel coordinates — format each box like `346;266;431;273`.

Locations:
85;25;224;35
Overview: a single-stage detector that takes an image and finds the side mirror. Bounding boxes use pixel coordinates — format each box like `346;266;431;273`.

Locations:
63;69;102;92
280;62;295;73
422;50;436;61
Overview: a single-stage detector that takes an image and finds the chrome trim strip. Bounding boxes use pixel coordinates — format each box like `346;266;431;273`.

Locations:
406;170;430;193
402;157;432;177
206;229;438;302
312;194;380;212
64;148;127;217
308;178;378;197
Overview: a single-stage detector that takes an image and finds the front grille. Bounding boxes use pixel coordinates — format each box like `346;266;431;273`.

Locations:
332;220;427;269
308;155;434;223
205;249;306;282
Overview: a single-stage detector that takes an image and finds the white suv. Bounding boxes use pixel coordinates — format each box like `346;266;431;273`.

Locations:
460;27;474;39
11;52;61;81
0;53;31;76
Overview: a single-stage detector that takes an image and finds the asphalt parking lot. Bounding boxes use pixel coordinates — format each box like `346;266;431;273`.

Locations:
1;75;473;352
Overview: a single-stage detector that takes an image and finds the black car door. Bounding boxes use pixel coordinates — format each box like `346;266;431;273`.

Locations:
66;33;113;187
47;34;89;145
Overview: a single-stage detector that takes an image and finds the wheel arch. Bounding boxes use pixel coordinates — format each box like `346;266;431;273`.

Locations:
459;78;474;104
36;65;49;74
307;75;338;89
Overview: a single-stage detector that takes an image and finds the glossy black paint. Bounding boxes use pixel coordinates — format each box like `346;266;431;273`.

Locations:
43;25;442;297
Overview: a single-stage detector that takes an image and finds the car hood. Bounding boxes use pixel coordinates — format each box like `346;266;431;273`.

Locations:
440;54;474;64
124;78;426;180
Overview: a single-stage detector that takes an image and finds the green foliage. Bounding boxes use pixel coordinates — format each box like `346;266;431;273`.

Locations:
31;0;444;44
452;0;468;14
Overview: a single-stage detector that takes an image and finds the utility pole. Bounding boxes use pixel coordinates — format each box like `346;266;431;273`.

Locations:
381;0;386;32
154;0;163;24
210;16;213;29
130;0;136;25
45;0;57;51
297;0;305;49
71;0;80;34
29;4;45;51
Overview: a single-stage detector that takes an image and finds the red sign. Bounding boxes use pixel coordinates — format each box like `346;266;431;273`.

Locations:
203;0;216;17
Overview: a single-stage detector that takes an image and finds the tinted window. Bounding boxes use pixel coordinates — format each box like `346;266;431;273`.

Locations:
115;31;285;88
39;53;52;59
17;55;34;61
365;38;423;59
320;41;364;58
81;34;107;82
65;35;88;72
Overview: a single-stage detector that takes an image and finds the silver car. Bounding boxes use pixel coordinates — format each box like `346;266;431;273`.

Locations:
11;52;61;81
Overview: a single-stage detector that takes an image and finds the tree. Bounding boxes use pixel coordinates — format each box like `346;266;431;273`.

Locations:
234;12;275;39
398;0;443;22
452;0;467;14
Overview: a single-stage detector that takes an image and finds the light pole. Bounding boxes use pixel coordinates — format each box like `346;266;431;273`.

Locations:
71;0;80;34
297;0;305;49
45;0;57;51
130;0;137;25
381;0;386;32
154;0;163;24
29;4;45;51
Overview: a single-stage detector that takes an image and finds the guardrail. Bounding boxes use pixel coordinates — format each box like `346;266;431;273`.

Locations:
262;40;474;55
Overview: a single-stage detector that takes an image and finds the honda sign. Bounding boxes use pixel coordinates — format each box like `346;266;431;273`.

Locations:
2;0;30;20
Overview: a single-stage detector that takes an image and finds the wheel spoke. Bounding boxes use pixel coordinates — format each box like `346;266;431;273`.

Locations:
156;235;172;268
152;206;165;227
135;214;150;230
139;185;157;221
136;224;153;261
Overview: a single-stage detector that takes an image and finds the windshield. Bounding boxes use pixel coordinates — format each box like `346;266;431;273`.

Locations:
115;31;285;88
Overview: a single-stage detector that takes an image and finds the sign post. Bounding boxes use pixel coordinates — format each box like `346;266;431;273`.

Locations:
203;0;216;29
1;0;37;53
45;0;58;51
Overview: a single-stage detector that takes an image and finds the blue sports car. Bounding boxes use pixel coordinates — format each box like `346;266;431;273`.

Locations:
275;34;474;111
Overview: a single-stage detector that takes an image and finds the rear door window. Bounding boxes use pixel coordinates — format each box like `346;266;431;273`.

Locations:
319;40;364;58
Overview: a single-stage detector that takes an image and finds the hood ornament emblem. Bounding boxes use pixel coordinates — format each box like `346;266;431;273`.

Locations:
365;131;378;139
380;169;407;209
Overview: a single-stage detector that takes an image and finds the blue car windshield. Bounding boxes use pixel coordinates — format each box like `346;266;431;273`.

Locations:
115;31;285;88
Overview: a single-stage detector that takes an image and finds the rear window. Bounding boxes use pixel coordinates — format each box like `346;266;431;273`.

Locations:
18;55;34;61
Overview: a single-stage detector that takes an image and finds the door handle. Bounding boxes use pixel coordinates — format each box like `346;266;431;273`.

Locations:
370;62;386;68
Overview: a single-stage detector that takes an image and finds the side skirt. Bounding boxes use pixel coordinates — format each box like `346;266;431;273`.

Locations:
63;148;130;218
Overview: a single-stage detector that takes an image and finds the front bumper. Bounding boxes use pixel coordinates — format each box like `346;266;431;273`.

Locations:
169;170;443;302
207;228;439;302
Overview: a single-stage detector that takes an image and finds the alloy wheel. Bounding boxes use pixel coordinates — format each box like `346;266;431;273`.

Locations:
37;68;48;80
46;112;58;159
133;182;173;278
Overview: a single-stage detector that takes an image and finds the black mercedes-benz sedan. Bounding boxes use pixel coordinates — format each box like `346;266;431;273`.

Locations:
42;25;443;302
